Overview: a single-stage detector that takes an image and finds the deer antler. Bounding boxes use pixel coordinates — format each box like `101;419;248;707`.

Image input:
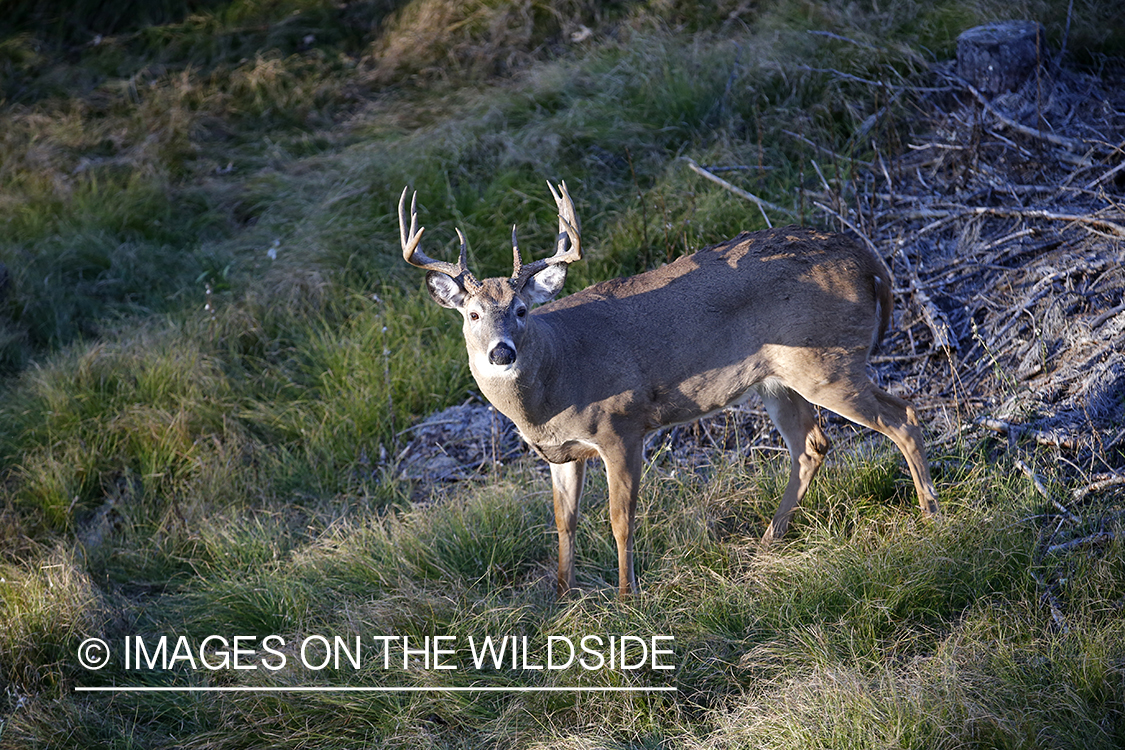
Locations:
399;187;479;288
511;181;583;285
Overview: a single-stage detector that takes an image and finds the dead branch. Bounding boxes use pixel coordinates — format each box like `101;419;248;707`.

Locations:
944;70;1094;157
885;204;1125;237
896;245;957;354
811;201;878;255
1072;475;1125;504
1089;301;1125;331
977;417;1083;451
683;158;796;220
782;130;874;169
1084;158;1125;189
1015;457;1082;524
1030;570;1070;633
1046;530;1118;555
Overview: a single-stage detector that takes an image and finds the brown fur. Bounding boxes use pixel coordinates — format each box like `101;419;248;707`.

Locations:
410;210;940;598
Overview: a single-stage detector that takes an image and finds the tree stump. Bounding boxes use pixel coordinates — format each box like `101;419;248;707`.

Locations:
957;21;1048;98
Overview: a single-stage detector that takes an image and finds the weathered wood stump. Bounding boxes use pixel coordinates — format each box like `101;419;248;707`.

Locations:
957;21;1047;98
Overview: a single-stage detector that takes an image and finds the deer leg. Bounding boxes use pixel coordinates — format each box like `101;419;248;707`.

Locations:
806;378;940;519
550;460;586;597
601;440;643;598
869;387;940;517
760;387;832;544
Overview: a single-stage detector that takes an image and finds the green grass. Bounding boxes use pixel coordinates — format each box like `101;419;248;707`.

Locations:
2;0;1125;747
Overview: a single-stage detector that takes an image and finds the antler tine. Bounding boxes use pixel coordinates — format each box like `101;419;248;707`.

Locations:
511;224;523;276
398;186;478;286
548;180;582;264
511;181;583;284
453;228;479;289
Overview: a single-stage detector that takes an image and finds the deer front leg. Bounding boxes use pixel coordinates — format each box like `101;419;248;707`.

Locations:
602;440;644;598
760;387;832;544
550;460;586;597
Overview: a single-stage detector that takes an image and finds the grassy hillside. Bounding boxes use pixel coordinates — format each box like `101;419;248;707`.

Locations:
2;1;1124;747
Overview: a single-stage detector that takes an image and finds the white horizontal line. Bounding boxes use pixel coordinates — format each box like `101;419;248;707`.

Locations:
75;686;677;693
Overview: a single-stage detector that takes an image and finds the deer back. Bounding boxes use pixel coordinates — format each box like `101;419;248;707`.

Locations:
483;225;894;451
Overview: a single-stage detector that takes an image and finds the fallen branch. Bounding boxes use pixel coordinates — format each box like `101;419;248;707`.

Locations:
1089;301;1125;330
883;204;1125;237
683;158;796;221
945;70;1094;157
1072;475;1125;504
1015;457;1082;524
781;130;873;169
967;206;1125;237
896;246;958;354
1029;570;1069;633
811;200;876;253
1046;530;1117;555
977;417;1083;450
1085;158;1125;189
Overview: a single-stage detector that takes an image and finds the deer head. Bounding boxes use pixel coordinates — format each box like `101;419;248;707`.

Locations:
399;182;582;377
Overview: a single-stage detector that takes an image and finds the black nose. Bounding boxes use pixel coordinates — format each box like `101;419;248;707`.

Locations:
489;343;516;365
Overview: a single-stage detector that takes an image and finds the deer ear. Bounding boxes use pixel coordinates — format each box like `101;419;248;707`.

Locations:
426;271;467;309
522;264;567;305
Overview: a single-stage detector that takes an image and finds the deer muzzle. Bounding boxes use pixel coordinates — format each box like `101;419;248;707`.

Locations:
488;341;517;366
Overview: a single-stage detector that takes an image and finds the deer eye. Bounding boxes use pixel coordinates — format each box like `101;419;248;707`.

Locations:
515;307;527;318
469;311;480;321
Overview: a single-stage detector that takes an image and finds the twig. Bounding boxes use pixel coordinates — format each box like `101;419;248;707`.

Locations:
683;158;796;219
946;71;1094;157
795;64;954;94
870;353;933;364
1060;0;1074;60
781;130;873;169
699;165;775;173
1083;158;1125;190
976;417;1082;451
1089;301;1125;330
811;201;876;254
811;160;832;193
908;205;1125;237
885;203;1125;238
805;30;882;52
896;245;957;354
979;228;1039;252
1015;457;1082;524
1047;531;1117;555
968;206;1125;237
1030;571;1070;633
1072;475;1125;504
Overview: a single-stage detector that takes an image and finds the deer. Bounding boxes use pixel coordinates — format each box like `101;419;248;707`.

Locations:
399;181;940;598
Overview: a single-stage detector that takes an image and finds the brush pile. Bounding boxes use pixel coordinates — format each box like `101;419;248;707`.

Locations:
795;28;1125;630
852;54;1125;463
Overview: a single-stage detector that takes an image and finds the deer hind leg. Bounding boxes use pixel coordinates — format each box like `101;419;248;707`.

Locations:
600;439;644;598
759;386;832;544
550;460;586;598
807;378;940;519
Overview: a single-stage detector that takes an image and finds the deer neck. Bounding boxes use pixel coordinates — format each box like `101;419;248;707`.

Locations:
469;316;563;433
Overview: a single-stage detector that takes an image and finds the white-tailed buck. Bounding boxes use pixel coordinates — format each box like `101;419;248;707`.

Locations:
400;182;939;597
